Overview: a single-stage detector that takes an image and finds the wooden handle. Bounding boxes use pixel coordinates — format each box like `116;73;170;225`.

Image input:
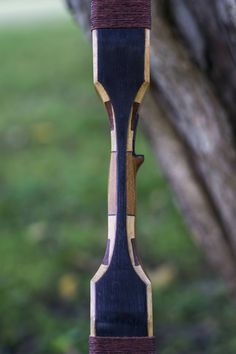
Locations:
107;102;144;217
90;28;153;339
106;106;144;267
89;0;155;344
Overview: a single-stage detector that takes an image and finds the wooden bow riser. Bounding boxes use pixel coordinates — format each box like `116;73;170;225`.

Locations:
91;28;153;338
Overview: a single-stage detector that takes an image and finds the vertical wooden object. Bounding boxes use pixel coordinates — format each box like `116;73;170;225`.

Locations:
90;28;153;339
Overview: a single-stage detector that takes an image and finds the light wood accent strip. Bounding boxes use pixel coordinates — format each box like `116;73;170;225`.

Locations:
93;30;110;103
108;152;117;215
91;264;107;336
108;215;117;263
135;29;150;103
127;112;134;152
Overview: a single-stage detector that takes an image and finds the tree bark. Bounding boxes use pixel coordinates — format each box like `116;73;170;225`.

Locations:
66;0;236;289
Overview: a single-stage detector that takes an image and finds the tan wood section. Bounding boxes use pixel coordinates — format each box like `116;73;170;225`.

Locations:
135;29;150;103
91;29;153;337
126;153;144;215
108;152;117;215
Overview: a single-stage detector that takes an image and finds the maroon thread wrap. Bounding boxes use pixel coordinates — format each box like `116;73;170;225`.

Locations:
89;336;156;353
91;0;151;30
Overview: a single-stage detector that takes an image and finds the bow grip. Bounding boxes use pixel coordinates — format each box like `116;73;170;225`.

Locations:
91;0;151;30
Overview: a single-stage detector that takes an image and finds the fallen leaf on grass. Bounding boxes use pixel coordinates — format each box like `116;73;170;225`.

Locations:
27;221;47;242
149;264;177;290
31;122;54;144
58;273;79;300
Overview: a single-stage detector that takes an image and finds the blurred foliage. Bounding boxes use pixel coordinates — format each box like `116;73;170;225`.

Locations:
0;20;235;354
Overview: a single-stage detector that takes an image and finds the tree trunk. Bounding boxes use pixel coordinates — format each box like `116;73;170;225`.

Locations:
66;0;236;289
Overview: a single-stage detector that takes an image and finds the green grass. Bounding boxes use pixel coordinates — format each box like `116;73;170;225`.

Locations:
0;20;235;354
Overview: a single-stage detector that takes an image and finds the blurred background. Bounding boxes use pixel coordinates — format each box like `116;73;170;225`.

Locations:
1;1;236;353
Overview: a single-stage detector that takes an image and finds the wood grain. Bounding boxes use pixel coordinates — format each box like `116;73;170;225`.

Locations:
91;28;153;338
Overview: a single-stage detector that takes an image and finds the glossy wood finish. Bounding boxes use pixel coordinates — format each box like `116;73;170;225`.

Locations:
91;28;152;338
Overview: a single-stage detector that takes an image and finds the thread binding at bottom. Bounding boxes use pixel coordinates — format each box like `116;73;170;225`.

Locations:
89;336;156;353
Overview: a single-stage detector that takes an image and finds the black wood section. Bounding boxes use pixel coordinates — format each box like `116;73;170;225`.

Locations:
95;29;148;337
